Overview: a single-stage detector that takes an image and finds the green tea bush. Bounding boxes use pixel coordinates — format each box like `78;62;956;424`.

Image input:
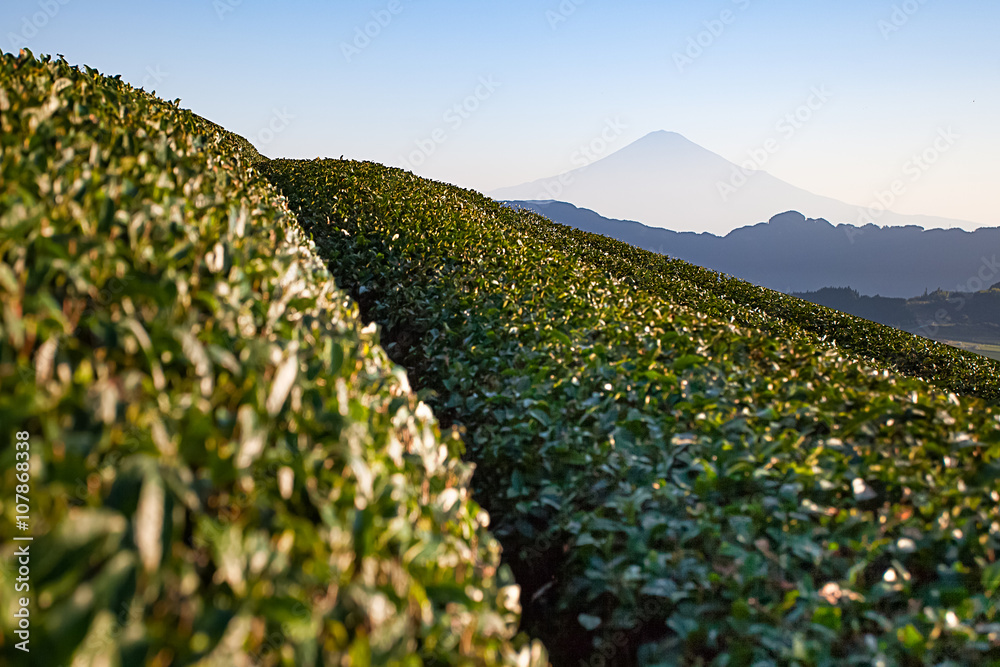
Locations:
0;50;546;667
263;158;1000;666
536;227;1000;403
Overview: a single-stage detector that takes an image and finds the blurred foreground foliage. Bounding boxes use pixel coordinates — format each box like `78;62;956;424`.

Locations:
0;50;546;667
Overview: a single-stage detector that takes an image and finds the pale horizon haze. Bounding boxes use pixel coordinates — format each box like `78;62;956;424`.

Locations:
4;0;997;231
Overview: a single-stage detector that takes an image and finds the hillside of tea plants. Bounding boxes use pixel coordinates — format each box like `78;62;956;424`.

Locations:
4;49;1000;667
0;50;546;666
262;158;1000;666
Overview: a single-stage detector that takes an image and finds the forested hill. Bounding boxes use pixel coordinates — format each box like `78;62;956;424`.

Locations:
507;199;1000;298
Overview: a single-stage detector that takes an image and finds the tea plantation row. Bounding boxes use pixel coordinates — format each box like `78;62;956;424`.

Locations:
0;51;546;666
523;223;1000;404
262;158;1000;666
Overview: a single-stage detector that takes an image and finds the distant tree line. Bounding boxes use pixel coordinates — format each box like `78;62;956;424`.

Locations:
792;285;1000;329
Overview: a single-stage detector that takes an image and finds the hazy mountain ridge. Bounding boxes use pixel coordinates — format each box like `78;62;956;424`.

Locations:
506;199;1000;298
489;130;984;235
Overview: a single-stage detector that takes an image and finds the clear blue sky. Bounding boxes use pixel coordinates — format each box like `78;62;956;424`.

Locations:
4;0;998;229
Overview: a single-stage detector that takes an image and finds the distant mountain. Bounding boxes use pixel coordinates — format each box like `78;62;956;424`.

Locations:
489;131;980;235
505;200;1000;298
